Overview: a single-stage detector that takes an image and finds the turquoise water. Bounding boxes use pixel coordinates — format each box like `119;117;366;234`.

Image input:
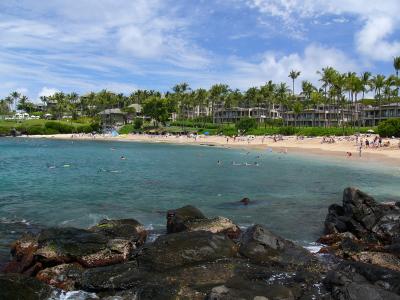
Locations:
1;138;400;264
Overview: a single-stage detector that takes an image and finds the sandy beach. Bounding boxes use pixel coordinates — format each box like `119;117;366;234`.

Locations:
22;133;400;164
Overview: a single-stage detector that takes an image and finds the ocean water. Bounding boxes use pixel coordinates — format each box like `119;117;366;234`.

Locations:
1;137;400;265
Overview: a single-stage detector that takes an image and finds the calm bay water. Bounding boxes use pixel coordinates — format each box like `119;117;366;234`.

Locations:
1;137;400;264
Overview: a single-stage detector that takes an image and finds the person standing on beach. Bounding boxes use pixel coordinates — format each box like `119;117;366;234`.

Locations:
358;145;362;158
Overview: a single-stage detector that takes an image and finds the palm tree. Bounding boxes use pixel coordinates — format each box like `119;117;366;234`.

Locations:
370;74;386;125
18;95;29;112
292;101;304;127
276;83;290;125
260;81;277;123
310;91;324;127
4;96;13;112
288;70;301;96
10;91;20;112
317;67;337;127
209;84;229;123
394;56;400;78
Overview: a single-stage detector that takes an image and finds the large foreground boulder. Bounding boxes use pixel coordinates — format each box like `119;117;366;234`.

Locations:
4;218;147;275
0;273;53;300
166;205;241;238
324;261;400;299
89;218;147;244
320;187;400;271
240;225;314;267
138;231;238;271
324;187;400;243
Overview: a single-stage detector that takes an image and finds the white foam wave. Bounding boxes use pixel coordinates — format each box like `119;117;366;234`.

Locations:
49;290;99;300
0;217;30;225
304;242;323;253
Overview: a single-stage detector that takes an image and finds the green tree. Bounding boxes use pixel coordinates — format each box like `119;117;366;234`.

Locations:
142;96;172;126
288;70;301;96
370;74;386;124
209;84;229;122
10;91;20;112
394;56;400;78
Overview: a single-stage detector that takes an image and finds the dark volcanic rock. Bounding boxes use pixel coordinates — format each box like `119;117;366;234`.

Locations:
324;187;400;242
240;225;314;267
36;263;84;291
81;261;142;291
36;227;109;262
0;273;53;300
3;233;38;274
320;187;400;271
166;205;241;238
89;218;147;245
3;218;147;286
324;261;400;299
167;205;206;233
138;231;238;271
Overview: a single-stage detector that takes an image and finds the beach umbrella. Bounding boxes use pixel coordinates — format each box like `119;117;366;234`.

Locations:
367;129;374;133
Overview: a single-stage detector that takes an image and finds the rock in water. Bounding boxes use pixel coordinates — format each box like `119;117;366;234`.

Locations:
167;205;206;233
324;187;400;242
240;224;313;266
89;218;147;245
240;197;250;205
320;187;400;275
36;263;84;291
0;273;52;300
324;261;400;299
138;231;238;271
4;218;147;276
166;205;241;238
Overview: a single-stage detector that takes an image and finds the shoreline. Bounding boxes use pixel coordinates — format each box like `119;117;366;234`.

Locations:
17;133;400;165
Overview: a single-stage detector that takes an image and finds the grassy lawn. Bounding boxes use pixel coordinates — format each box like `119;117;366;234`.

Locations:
0;119;87;128
0;119;98;135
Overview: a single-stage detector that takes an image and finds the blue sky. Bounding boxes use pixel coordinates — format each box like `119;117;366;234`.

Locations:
1;0;400;102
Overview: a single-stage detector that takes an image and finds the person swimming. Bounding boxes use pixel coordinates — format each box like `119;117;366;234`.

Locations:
217;160;222;166
120;156;126;160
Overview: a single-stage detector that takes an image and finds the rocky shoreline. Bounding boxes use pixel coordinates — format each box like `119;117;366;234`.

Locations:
1;188;400;300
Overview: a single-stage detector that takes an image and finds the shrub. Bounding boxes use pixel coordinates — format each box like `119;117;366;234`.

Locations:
76;124;93;134
236;118;257;133
378;119;400;137
133;118;143;129
278;126;297;135
45;121;75;134
0;126;10;135
26;125;46;135
118;124;134;134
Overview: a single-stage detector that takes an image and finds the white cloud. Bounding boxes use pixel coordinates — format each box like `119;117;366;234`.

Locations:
222;44;358;90
37;87;60;102
245;0;400;62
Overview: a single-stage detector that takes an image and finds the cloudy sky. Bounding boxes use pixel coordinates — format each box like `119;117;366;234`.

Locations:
1;0;400;102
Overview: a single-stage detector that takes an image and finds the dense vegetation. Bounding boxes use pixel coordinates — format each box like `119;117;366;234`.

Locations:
0;120;99;136
1;57;399;137
378;118;400;137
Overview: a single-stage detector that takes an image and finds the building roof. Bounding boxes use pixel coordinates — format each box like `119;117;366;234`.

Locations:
128;103;142;112
98;108;126;115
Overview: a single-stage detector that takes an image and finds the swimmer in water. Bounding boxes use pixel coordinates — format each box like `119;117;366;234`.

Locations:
120;156;126;160
254;162;259;166
217;160;222;166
